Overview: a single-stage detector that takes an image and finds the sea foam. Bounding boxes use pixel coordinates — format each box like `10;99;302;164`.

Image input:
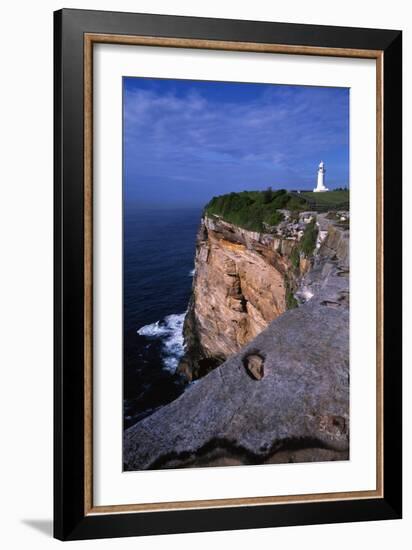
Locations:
137;312;186;372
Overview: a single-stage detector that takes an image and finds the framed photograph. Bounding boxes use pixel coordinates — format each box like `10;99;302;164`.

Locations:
54;8;402;541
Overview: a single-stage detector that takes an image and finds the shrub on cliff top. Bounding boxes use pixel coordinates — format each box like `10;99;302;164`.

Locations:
265;210;284;227
263;186;273;204
204;189;304;232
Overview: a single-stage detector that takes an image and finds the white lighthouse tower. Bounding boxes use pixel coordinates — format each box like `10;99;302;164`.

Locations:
313;161;329;193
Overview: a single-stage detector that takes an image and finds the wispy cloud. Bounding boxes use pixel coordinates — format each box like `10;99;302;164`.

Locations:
124;78;349;206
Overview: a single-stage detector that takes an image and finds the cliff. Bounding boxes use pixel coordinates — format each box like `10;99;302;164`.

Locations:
124;211;350;470
178;212;319;380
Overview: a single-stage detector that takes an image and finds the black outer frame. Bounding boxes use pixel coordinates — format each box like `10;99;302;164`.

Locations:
54;8;402;541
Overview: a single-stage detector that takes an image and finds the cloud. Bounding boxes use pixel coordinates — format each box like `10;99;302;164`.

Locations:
123;79;349;205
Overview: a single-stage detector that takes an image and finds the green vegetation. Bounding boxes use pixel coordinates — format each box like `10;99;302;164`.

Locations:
204;188;349;232
286;284;298;309
300;218;319;256
263;186;274;204
297;190;349;211
290;247;300;269
288;219;318;280
285;220;318;311
204;189;306;232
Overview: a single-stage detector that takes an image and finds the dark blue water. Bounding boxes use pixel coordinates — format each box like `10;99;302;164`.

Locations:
123;206;201;429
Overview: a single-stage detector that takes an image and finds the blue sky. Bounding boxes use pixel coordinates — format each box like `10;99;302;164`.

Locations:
123;77;349;207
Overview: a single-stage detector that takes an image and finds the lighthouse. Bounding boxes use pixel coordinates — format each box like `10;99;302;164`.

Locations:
313;161;329;193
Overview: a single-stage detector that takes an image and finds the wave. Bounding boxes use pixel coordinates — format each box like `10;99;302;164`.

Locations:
188;268;195;277
137;312;186;373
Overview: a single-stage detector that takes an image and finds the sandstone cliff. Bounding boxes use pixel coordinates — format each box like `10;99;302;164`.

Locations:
124;212;350;469
178;213;318;380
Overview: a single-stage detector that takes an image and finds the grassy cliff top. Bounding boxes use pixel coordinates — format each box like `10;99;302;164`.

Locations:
204;188;349;233
298;190;349;209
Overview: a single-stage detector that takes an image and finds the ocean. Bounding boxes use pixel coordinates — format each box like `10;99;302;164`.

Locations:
123;205;201;429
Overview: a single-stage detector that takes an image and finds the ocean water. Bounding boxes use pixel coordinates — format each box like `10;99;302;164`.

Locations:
123;206;201;429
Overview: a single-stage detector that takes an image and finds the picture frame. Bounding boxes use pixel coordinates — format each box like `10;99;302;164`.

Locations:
54;8;402;541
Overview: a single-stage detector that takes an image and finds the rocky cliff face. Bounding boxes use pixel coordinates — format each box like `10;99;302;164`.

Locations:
178;214;311;380
123;212;350;470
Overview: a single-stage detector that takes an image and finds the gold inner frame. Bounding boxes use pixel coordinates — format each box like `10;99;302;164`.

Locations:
84;33;384;515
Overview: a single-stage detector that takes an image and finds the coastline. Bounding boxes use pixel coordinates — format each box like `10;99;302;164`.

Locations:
124;195;350;469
